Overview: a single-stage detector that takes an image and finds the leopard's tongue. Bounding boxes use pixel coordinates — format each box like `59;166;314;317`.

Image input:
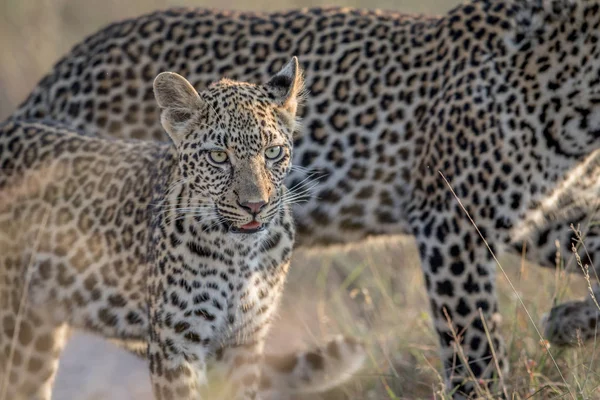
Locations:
240;221;261;230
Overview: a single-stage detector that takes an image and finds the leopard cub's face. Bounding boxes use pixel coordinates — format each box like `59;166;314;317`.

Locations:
154;58;303;234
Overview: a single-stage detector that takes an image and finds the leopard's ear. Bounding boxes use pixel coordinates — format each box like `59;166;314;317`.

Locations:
153;72;205;145
266;57;304;117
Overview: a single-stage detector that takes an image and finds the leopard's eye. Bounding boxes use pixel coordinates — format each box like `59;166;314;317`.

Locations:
208;150;228;164
265;145;283;161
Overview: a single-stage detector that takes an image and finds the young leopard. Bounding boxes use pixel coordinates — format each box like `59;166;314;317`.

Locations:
11;0;600;396
0;58;365;400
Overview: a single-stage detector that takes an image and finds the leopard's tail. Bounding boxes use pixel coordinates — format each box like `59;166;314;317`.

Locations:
109;334;367;395
259;335;366;396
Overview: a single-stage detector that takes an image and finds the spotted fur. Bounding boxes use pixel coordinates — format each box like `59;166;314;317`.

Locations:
0;59;366;400
10;0;600;396
542;285;600;346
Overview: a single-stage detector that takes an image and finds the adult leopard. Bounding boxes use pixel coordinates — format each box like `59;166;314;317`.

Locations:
0;59;366;400
11;0;600;396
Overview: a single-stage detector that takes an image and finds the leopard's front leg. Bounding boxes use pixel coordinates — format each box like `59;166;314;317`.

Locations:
408;193;509;398
147;307;267;400
146;262;212;399
147;337;207;400
146;260;271;400
147;321;265;400
210;342;265;400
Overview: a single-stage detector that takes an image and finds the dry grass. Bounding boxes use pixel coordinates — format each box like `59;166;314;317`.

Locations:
1;0;599;399
271;234;599;400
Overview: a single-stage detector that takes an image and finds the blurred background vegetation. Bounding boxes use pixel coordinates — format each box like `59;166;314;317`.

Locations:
0;0;460;121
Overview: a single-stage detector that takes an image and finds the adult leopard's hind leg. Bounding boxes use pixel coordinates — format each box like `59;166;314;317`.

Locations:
0;304;68;400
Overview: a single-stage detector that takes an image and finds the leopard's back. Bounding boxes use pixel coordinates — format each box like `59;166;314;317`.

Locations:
13;7;440;246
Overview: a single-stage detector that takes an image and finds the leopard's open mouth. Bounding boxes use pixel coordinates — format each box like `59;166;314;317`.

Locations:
229;220;266;234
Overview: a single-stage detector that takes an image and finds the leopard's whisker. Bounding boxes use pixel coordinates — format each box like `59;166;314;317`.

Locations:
281;183;320;204
286;174;321;192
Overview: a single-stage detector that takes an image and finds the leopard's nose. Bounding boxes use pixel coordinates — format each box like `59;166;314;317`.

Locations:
238;200;268;215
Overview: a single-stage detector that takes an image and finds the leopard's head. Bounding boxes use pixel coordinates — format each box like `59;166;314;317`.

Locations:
153;57;303;234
